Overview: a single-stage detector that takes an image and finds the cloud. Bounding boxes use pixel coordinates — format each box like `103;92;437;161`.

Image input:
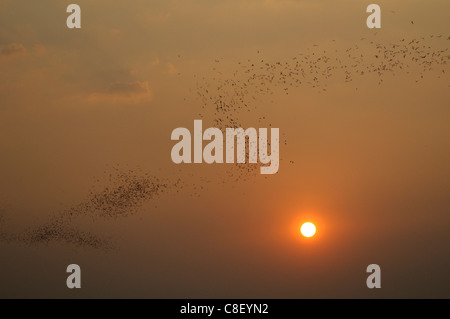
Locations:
88;81;153;104
167;62;179;75
151;57;160;66
1;43;26;58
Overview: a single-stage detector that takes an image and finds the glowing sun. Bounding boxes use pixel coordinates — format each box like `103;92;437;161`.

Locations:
300;222;316;237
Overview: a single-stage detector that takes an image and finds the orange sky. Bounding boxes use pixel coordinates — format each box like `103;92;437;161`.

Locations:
0;0;449;298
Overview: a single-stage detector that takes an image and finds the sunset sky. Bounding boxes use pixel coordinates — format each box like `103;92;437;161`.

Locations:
0;0;449;298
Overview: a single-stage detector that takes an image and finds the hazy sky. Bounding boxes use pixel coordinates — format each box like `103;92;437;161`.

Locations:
0;0;449;298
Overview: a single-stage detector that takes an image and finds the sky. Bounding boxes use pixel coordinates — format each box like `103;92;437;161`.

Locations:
0;0;449;298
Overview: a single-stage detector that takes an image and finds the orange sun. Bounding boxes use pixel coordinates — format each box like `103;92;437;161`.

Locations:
300;222;316;237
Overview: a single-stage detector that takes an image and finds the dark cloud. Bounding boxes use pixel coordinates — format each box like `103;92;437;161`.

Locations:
107;81;150;95
1;43;26;57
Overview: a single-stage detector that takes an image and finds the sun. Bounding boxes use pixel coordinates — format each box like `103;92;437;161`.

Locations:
300;222;316;237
